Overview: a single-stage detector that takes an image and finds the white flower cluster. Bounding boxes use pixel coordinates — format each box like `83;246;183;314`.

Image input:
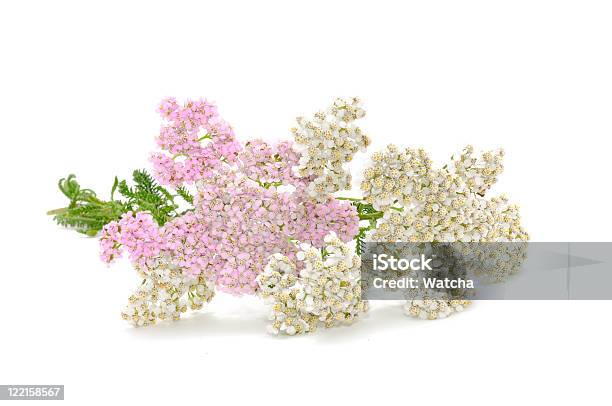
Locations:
449;145;505;196
292;97;370;201
256;233;368;335
255;255;318;335
121;257;215;326
362;144;529;319
365;243;473;320
362;145;505;213
362;144;528;243
361;144;432;212
455;241;529;283
404;298;471;320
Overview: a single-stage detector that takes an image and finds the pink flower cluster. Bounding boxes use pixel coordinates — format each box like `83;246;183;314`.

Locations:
101;98;360;295
150;97;241;186
239;139;307;187
286;198;359;247
100;211;164;270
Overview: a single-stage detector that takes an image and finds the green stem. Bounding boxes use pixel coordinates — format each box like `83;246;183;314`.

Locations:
46;208;69;216
359;212;383;221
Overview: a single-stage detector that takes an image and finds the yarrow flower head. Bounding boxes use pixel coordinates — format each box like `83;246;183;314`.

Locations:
362;144;529;319
256;232;368;336
291;97;370;201
150;97;241;186
100;211;164;271
121;256;215;327
362;144;527;243
239;139;303;188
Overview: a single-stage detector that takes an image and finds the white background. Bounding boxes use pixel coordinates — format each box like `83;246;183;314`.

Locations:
1;1;611;405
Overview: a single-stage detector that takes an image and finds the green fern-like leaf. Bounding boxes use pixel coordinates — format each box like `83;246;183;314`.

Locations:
117;169;179;225
176;186;194;204
48;170;196;236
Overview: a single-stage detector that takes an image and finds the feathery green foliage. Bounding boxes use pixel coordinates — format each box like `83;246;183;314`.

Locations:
116;169;181;225
175;186;194;205
47;170;194;236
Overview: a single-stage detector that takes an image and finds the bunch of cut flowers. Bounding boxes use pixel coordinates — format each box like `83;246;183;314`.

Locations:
49;97;528;336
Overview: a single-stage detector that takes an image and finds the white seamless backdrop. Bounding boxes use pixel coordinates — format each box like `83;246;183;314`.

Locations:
1;1;610;405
